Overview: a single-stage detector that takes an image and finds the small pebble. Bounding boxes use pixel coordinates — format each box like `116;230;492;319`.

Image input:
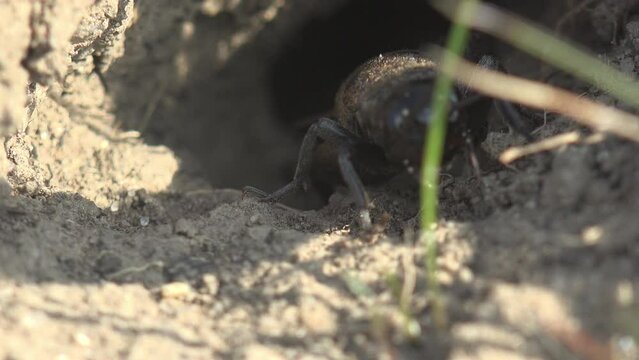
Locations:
160;282;194;300
139;216;150;227
581;225;603;245
201;274;220;296
459;267;474;283
73;332;91;347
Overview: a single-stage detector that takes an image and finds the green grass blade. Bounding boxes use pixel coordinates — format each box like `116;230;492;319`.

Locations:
420;0;479;330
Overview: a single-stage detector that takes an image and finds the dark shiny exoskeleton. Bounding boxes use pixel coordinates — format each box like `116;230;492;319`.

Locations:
245;51;531;228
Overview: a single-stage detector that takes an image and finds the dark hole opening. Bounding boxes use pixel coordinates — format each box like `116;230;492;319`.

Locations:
268;0;450;127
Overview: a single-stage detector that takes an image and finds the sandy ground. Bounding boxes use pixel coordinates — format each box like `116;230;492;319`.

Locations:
0;0;638;359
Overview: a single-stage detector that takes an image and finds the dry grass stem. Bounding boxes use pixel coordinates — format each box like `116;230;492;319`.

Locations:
429;47;639;142
500;131;605;163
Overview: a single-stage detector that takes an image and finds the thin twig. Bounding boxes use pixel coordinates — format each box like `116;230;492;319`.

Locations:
105;261;164;281
500;131;605;164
